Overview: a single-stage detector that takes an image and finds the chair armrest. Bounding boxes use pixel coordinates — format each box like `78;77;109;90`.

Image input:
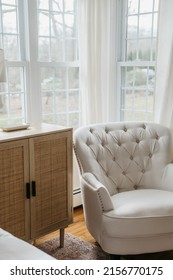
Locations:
81;173;114;212
81;173;114;243
162;164;173;191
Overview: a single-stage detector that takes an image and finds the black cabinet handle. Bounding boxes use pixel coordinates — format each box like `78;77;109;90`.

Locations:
32;181;36;197
26;182;30;199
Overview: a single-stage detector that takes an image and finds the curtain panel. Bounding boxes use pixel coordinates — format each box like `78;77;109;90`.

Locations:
154;0;173;128
78;0;117;125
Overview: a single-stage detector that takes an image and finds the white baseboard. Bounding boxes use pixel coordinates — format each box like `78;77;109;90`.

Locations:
73;188;82;207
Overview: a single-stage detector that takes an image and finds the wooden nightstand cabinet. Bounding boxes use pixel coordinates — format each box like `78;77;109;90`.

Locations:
0;124;73;247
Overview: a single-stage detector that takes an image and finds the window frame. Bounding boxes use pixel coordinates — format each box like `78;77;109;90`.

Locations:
0;0;30;125
28;0;81;127
117;0;159;122
0;0;81;128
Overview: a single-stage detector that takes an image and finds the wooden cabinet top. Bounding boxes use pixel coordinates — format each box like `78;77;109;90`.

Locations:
0;123;73;143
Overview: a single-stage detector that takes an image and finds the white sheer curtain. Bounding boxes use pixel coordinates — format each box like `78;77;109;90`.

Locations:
154;0;173;128
78;0;117;125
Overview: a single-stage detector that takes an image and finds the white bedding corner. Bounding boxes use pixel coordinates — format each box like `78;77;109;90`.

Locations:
0;228;55;260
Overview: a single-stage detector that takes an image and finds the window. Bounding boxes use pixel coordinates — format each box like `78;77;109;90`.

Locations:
0;0;159;127
0;0;80;128
0;0;27;125
118;0;159;121
38;0;80;128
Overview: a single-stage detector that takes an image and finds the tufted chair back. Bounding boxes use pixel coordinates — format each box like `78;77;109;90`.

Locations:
74;122;172;195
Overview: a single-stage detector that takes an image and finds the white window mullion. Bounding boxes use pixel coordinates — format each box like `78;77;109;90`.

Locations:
136;0;140;60
62;0;66;62
18;0;27;60
66;66;69;126
49;0;52;61
53;67;56;122
24;61;31;123
27;0;42;125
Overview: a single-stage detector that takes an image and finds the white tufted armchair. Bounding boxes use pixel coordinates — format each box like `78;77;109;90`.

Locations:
74;122;173;256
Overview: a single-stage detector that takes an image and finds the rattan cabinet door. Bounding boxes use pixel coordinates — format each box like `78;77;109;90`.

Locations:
29;130;73;239
0;139;30;240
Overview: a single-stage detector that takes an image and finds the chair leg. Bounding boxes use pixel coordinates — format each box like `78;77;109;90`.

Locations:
60;228;64;248
110;254;121;260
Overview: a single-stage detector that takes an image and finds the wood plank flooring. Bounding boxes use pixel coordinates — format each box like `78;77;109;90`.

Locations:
35;206;95;246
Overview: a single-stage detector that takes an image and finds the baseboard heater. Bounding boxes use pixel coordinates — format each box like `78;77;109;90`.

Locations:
73;188;82;207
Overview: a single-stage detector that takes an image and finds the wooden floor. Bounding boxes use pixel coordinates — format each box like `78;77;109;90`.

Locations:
35;206;95;246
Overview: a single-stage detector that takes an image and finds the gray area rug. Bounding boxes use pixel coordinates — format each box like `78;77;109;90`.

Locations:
37;233;173;260
37;233;109;260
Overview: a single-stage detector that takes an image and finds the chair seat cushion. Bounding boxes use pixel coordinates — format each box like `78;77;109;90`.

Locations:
103;189;173;238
